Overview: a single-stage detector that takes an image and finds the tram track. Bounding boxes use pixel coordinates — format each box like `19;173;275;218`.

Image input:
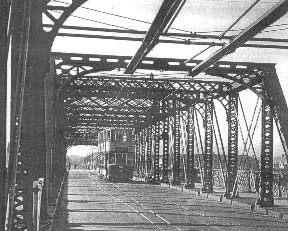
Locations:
88;172;179;230
87;172;240;231
109;182;236;231
52;170;288;231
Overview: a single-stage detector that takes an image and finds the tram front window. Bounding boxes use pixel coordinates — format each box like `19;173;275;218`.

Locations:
116;154;126;165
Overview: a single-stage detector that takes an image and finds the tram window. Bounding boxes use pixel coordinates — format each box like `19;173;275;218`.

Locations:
99;132;103;144
111;130;115;141
109;153;115;164
116;130;122;142
127;155;134;166
107;130;111;141
116;154;126;165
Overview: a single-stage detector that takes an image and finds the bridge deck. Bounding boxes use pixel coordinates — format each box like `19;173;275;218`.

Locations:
52;170;288;231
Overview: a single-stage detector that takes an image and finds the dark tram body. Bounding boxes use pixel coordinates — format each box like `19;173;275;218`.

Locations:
97;129;135;181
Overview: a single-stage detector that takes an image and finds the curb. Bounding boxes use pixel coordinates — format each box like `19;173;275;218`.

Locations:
159;183;288;222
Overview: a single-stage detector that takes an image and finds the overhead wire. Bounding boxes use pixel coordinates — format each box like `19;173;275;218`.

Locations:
52;0;284;34
218;0;261;39
51;0;288;45
52;10;189;43
52;0;192;33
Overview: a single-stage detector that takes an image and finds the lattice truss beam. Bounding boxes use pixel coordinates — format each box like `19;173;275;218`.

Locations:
53;53;273;146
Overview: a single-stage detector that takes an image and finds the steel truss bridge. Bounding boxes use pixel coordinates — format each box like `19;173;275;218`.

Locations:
1;0;288;230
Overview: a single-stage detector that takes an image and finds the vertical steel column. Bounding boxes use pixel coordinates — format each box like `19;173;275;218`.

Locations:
186;104;195;189
135;132;141;173
8;1;51;229
146;126;152;176
260;99;274;207
172;99;181;185
52;120;66;199
0;0;8;228
44;59;55;211
162;101;169;183
140;129;146;175
225;94;239;198
202;100;214;192
153;121;160;183
6;1;28;229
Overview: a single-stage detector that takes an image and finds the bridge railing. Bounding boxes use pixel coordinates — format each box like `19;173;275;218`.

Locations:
273;174;288;197
212;169;288;197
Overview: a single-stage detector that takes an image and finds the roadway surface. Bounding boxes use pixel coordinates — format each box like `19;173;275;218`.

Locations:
52;170;288;230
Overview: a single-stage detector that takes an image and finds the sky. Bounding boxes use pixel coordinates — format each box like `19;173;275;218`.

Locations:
43;0;288;158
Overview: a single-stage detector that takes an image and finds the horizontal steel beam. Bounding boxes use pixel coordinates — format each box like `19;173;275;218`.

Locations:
125;0;186;74
54;32;288;50
190;0;288;77
52;52;274;75
43;23;288;43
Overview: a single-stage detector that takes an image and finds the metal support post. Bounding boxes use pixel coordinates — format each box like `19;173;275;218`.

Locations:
225;94;239;198
202;100;214;193
0;0;8;228
153;121;160;183
44;59;55;212
7;2;51;229
140;129;146;175
186;104;195;189
172;99;181;185
259;98;274;207
162;101;169;183
135;132;141;173
147;126;152;177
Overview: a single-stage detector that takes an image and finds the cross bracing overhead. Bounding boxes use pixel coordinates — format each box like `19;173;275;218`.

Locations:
54;52;270;146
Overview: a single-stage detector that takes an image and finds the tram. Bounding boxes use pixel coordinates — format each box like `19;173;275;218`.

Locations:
97;129;135;181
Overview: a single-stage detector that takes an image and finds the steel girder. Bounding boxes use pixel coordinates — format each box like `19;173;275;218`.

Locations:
262;68;288;162
225;94;239;198
0;0;9;228
7;1;87;230
260;93;274;207
161;101;170;183
185;104;195;189
60;73;238;146
140;130;146;175
45;24;288;45
135;133;141;173
65;75;231;98
125;0;186;74
172;99;181;185
202;100;214;193
52;52;274;81
146;126;153;177
153;103;161;183
53;53;273;148
190;0;288;77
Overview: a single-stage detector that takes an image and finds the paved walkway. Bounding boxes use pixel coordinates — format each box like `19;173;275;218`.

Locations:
52;170;288;230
